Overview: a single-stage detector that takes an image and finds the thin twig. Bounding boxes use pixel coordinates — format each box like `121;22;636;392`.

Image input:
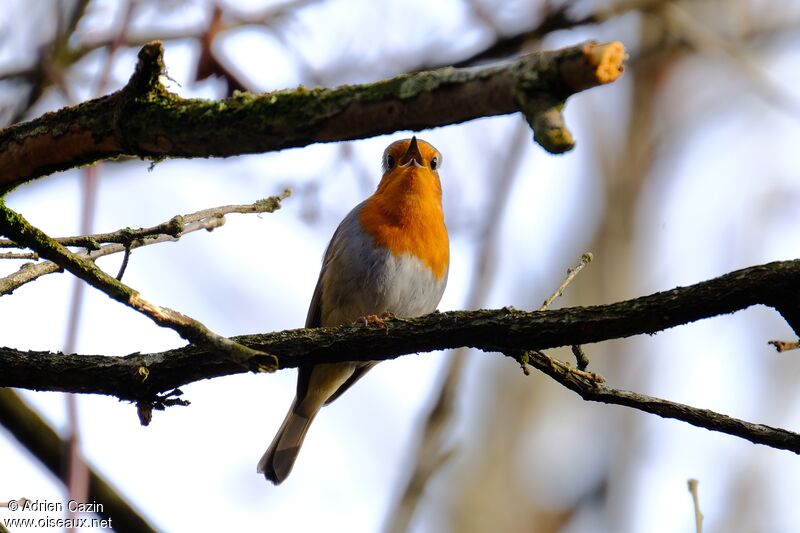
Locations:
1;216;181;249
0;199;278;249
529;350;605;383
687;478;704;533
0;217;183;249
115;245;132;281
0;202;280;371
516;252;595;375
534;253;594;375
571;344;590;370
0;192;290;295
540;252;594;311
0;252;38;259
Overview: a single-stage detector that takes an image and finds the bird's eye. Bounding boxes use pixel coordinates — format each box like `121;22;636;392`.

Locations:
385;154;396;170
430;156;439;170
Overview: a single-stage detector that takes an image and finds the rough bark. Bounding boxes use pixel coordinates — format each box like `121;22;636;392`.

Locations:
0;40;625;194
1;260;797;401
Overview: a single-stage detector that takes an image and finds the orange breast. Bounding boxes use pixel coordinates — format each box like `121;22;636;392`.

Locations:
358;167;449;281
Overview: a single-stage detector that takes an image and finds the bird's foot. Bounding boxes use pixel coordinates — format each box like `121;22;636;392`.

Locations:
357;312;395;332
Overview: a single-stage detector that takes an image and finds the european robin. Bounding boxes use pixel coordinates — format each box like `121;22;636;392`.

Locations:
258;137;449;484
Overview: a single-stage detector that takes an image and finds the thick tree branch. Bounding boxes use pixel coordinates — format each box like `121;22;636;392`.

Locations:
0;259;796;396
2;260;799;452
0;40;625;194
0;389;156;532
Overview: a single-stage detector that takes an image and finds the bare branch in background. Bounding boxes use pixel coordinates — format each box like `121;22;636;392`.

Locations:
1;0;91;124
0;194;290;295
446;0;664;69
540;252;594;311
0;389;157;532
660;2;800;120
71;0;324;67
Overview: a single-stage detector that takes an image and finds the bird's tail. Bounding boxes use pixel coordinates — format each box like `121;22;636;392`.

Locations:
257;399;316;484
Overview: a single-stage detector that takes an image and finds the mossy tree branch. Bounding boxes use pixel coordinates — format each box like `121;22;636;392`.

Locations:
1;260;799;452
0;40;625;195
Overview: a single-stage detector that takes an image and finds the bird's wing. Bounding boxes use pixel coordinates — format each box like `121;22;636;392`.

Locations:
304;267;325;329
304;221;343;329
298;206;359;398
299;202;372;402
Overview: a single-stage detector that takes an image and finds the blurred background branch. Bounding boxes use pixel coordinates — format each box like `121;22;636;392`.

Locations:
0;388;156;532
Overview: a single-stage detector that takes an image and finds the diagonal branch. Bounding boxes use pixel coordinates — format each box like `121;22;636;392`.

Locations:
515;349;800;453
0;40;625;194
0;202;278;371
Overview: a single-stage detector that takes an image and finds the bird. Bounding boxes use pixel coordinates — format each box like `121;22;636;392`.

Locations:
258;136;449;484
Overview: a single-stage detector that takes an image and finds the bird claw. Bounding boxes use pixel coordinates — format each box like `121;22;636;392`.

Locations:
357;312;395;332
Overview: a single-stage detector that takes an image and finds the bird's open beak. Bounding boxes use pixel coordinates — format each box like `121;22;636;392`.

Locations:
399;136;423;168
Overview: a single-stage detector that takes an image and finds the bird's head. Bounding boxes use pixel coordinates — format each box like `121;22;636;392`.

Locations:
375;136;443;200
